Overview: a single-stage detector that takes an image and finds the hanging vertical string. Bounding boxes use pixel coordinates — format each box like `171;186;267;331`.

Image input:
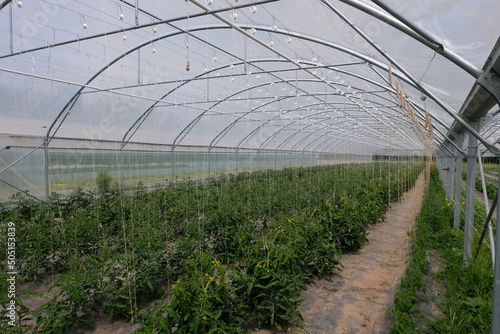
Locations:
388;66;393;207
186;1;191;71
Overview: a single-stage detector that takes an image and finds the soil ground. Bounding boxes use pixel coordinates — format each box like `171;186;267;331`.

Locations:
14;172;428;334
255;171;428;334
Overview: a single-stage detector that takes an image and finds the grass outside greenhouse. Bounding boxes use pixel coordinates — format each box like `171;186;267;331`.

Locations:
390;167;494;333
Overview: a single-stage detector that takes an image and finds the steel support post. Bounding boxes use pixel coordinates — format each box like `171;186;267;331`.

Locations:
477;149;495;263
120;148;125;192
44;138;50;201
171;150;175;183
236;149;239;174
492;162;500;333
442;151;451;199
453;133;465;229
274;150;278;171
436;151;444;181
208;150;211;180
486;48;500;334
447;146;455;200
464;122;479;265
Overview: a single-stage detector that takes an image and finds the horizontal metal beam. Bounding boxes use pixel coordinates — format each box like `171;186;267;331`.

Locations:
0;0;10;11
0;0;279;60
449;38;500;137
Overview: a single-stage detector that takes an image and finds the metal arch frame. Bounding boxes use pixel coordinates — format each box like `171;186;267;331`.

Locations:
196;80;339;151
258;116;330;153
37;18;476;192
207;89;421;157
167;60;403;152
250;115;338;172
135;23;437;153
266;125;339;171
186;84;429;162
261;112;405;154
235;96;419;154
280;135;354;169
298;123;389;155
294;133;378;169
370;65;462;154
280;122;338;152
296;130;359;156
0;0;279;60
45;29;199;143
234;102;358;153
203;59;413;152
121;59;368;148
207;90;396;149
318;138;358;155
208;94;386;154
324;140;377;157
312;130;360;154
253;106;420;155
329;129;404;154
272;117;355;153
121;61;245;148
45;23;452;149
235;105;353;152
311;134;375;157
305;135;336;156
203;18;482;154
295;128;337;155
116;24;458;154
100;60;366;94
122;59;389;160
302;135;336;158
234;102;415;156
124;0;484;157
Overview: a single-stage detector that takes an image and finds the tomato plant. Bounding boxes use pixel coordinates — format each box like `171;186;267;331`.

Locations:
0;161;425;332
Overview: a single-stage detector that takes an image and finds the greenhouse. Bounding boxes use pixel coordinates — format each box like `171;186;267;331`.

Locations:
1;0;500;332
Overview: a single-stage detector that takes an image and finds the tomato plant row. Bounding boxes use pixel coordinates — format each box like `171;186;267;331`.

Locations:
0;161;425;333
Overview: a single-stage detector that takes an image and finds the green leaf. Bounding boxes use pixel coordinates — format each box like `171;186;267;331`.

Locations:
461;296;486;308
214;308;223;320
264;281;280;289
295;310;304;322
165;305;179;319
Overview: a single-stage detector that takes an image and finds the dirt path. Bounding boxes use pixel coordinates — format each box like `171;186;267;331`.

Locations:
283;172;427;334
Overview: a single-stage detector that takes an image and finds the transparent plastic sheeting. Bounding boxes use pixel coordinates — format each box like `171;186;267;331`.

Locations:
0;148;371;200
0;0;498;196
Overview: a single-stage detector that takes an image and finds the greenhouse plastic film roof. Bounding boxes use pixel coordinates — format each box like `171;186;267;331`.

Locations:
0;0;500;156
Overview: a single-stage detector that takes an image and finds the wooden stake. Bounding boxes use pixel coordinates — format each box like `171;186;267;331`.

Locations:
388;66;393;86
